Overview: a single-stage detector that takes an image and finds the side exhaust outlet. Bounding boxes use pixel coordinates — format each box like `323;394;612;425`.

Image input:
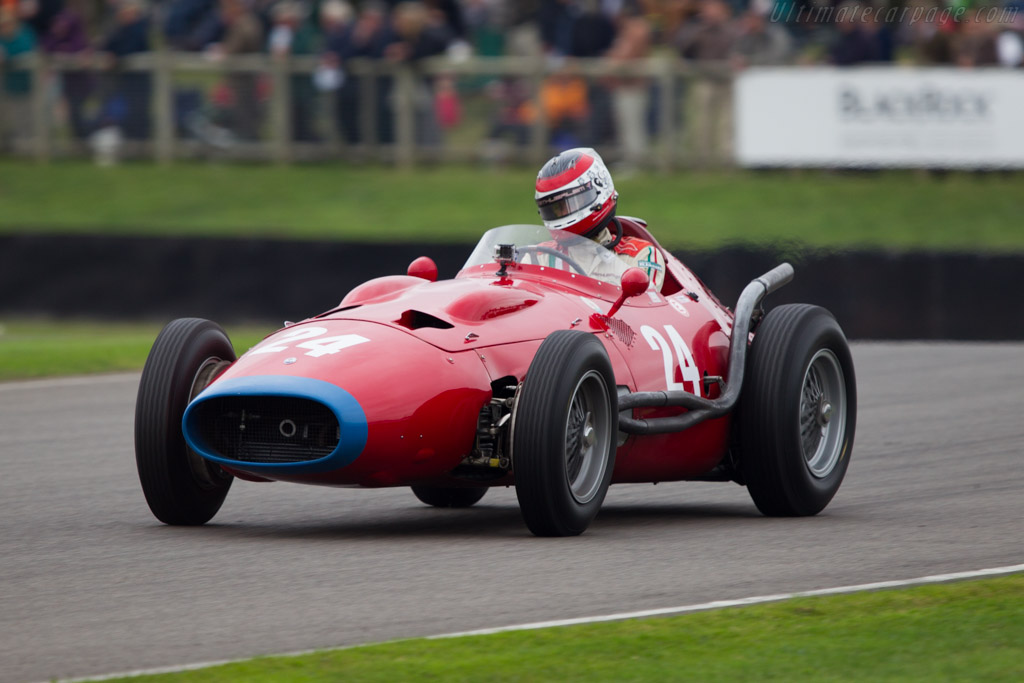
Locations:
618;263;794;435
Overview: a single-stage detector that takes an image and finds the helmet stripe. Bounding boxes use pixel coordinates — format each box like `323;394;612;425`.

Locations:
536;153;595;192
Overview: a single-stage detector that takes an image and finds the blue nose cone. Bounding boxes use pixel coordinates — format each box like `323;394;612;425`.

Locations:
183;375;368;475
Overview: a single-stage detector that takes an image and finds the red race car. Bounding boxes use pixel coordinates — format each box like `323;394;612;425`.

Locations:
135;221;856;536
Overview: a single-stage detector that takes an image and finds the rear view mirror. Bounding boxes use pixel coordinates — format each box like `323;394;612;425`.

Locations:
607;268;649;317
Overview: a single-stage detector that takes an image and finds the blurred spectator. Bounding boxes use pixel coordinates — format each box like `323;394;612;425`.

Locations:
541;67;588;148
540;0;574;55
324;0;394;144
433;72;460;129
42;5;92;140
97;0;151;140
485;75;534;152
570;0;616;58
676;0;734;163
386;1;451;62
954;9;999;67
829;2;877;65
572;0;617;146
996;22;1024;67
0;4;35;151
463;0;504;56
504;1;543;57
269;0;319;141
386;1;452;146
862;3;895;63
317;0;354;138
731;7;792;68
19;0;62;38
425;0;465;40
328;1;395;144
209;0;264;140
908;5;956;65
675;0;735;61
320;0;355;57
606;13;651;171
164;0;222;51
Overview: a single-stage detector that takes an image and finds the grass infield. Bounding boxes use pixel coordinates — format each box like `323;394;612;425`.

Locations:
0;320;268;381
101;574;1023;682
2;162;1023;251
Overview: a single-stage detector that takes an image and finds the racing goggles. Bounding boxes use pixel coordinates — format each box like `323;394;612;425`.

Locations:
537;181;598;221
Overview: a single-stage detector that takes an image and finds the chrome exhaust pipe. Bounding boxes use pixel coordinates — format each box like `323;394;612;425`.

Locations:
618;263;794;435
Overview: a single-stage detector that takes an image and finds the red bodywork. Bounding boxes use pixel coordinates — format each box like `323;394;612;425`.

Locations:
195;221;736;489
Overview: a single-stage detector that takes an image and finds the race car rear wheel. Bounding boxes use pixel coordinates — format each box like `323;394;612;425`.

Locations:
135;318;236;525
739;304;857;516
411;486;487;508
513;330;617;536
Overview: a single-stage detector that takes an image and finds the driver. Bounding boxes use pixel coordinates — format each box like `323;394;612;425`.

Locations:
533;147;665;292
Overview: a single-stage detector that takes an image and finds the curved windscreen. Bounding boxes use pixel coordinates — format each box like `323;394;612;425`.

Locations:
462;225;630;287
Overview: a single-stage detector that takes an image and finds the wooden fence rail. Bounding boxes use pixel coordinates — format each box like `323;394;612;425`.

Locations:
3;52;735;168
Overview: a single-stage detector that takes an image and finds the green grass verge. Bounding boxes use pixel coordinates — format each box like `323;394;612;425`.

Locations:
0;319;268;381
105;574;1023;682
2;162;1022;251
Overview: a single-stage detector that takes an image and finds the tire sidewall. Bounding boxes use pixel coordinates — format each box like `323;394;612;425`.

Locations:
741;305;857;516
514;331;618;536
135;319;236;524
774;313;857;512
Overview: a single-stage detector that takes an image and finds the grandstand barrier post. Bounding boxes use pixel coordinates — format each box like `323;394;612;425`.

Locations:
322;68;342;157
153;49;174;164
348;59;375;161
30;53;50;163
719;71;735;168
270;55;292;164
0;76;5;155
680;71;696;169
361;60;379;161
659;58;676;173
394;64;416;168
528;56;547;166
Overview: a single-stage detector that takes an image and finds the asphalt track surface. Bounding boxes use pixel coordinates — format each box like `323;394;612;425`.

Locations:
1;343;1022;683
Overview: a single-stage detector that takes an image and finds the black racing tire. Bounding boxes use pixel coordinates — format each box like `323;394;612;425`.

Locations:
135;318;236;525
411;486;488;508
739;304;857;517
513;330;617;537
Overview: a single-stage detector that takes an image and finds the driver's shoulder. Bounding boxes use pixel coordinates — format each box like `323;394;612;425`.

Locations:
615;236;659;259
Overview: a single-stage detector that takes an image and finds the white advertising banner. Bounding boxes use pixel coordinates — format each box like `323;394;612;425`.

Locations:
735;67;1024;168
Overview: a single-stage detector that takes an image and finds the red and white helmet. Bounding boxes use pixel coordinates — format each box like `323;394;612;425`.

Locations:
535;148;617;237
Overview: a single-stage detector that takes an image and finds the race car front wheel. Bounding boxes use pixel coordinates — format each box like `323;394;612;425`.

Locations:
513;330;617;537
135;318;236;525
411;486;487;508
739;304;857;516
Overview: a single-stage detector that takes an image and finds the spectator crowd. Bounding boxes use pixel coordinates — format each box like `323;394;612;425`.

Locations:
1;0;1022;157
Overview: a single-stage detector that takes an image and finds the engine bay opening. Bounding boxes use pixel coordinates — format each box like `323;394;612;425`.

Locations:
454;376;519;480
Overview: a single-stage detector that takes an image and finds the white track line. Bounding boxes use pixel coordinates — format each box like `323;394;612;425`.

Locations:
0;373;139;392
431;563;1024;638
53;563;1024;683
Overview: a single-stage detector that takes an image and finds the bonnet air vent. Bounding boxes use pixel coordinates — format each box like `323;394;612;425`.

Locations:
396;310;454;330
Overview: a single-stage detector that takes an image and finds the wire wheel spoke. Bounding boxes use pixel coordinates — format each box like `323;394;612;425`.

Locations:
799;350;847;479
563;371;610;504
565;397;587;482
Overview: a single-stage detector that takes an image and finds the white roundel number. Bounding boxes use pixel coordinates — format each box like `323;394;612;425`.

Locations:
252;326;370;357
640;324;701;395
